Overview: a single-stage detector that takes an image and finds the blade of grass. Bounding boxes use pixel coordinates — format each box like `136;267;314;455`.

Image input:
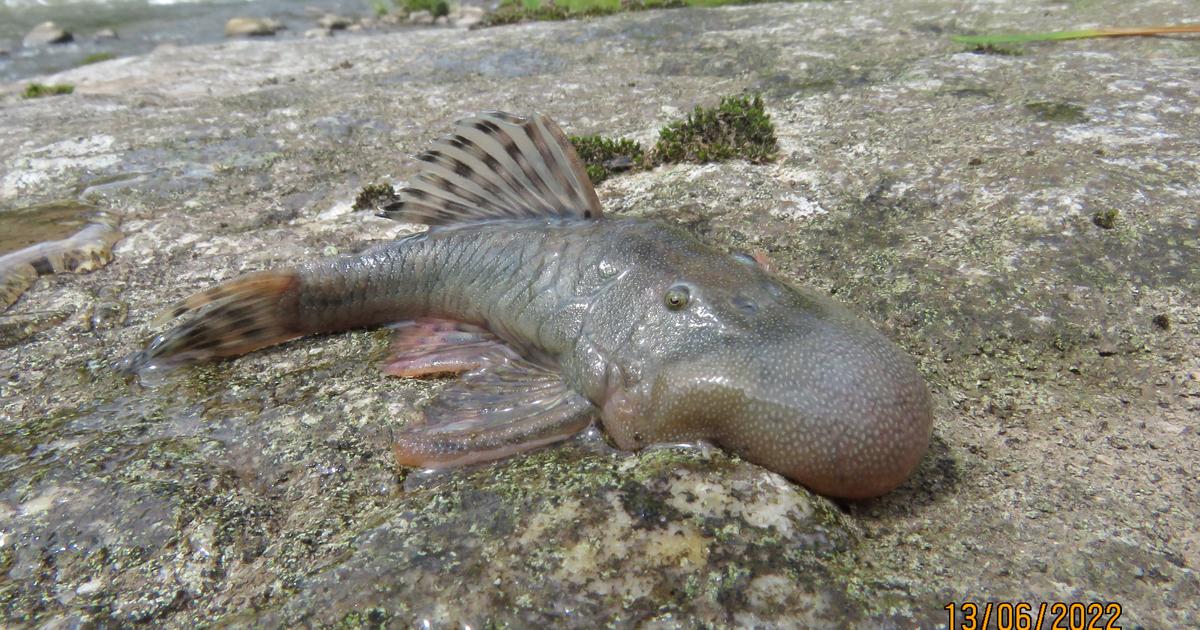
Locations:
952;24;1200;46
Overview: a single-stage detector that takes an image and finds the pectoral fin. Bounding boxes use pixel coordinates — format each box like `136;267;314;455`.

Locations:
381;318;520;377
383;319;596;469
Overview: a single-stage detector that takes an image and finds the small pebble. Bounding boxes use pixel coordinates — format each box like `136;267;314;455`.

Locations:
225;17;283;38
23;21;74;47
317;14;352;30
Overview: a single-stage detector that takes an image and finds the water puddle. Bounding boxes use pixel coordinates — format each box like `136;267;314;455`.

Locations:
0;199;99;255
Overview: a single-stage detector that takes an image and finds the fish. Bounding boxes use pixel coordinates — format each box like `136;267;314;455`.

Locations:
119;111;933;499
1;212;122;311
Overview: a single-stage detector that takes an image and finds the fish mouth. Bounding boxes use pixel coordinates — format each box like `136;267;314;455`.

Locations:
716;333;933;499
730;378;932;499
620;324;933;499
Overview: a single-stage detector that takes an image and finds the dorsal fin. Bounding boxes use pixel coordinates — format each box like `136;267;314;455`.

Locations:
381;112;604;226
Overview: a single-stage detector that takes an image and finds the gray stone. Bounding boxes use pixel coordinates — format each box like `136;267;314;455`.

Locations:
22;21;73;47
452;6;486;28
378;11;407;26
408;9;434;25
317;14;353;30
224;16;283;38
93;28;119;41
1;1;1198;628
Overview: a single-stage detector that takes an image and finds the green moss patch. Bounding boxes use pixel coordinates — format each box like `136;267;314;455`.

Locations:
569;134;644;184
569;94;778;186
648;94;778;164
480;0;807;27
352;182;399;212
481;0;676;26
1092;208;1119;230
82;52;117;65
22;83;75;99
400;0;449;17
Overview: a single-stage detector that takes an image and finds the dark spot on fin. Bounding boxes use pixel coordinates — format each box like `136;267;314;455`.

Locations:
381;112;604;226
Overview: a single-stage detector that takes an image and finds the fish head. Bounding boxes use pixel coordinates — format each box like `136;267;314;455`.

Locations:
600;249;933;499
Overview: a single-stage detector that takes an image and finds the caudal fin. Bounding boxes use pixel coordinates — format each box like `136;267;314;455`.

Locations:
117;270;302;374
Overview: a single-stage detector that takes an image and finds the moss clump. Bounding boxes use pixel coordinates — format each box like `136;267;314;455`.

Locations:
566;95;778;186
481;0;686;27
22;83;75;99
1025;100;1087;123
367;0;390;16
570;134;645;184
333;607;392;628
401;0;450;18
648;94;778;164
1092;208;1118;230
352;182;399;212
478;0;802;27
82;52;117;65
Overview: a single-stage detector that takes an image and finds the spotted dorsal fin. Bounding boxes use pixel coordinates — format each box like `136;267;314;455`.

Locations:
381;112;603;226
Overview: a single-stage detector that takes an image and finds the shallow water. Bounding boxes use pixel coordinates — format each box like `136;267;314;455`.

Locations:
0;0;376;82
0;200;97;253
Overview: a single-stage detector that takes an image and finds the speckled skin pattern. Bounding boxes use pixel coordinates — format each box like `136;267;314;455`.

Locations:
283;217;933;498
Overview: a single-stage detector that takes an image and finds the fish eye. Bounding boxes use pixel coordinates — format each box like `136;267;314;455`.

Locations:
664;284;691;311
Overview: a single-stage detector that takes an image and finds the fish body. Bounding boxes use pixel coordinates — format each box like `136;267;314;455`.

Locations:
123;112;932;499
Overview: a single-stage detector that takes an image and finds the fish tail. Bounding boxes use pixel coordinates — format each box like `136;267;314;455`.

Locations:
118;270;303;374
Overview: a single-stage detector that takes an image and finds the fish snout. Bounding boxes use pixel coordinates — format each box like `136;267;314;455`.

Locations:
712;325;933;499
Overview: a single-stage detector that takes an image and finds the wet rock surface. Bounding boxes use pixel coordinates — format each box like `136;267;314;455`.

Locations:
1;0;1198;627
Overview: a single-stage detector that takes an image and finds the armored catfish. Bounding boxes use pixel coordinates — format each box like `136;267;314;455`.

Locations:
120;112;933;499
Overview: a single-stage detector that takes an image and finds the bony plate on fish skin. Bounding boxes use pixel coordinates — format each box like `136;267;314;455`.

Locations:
120;111;933;499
